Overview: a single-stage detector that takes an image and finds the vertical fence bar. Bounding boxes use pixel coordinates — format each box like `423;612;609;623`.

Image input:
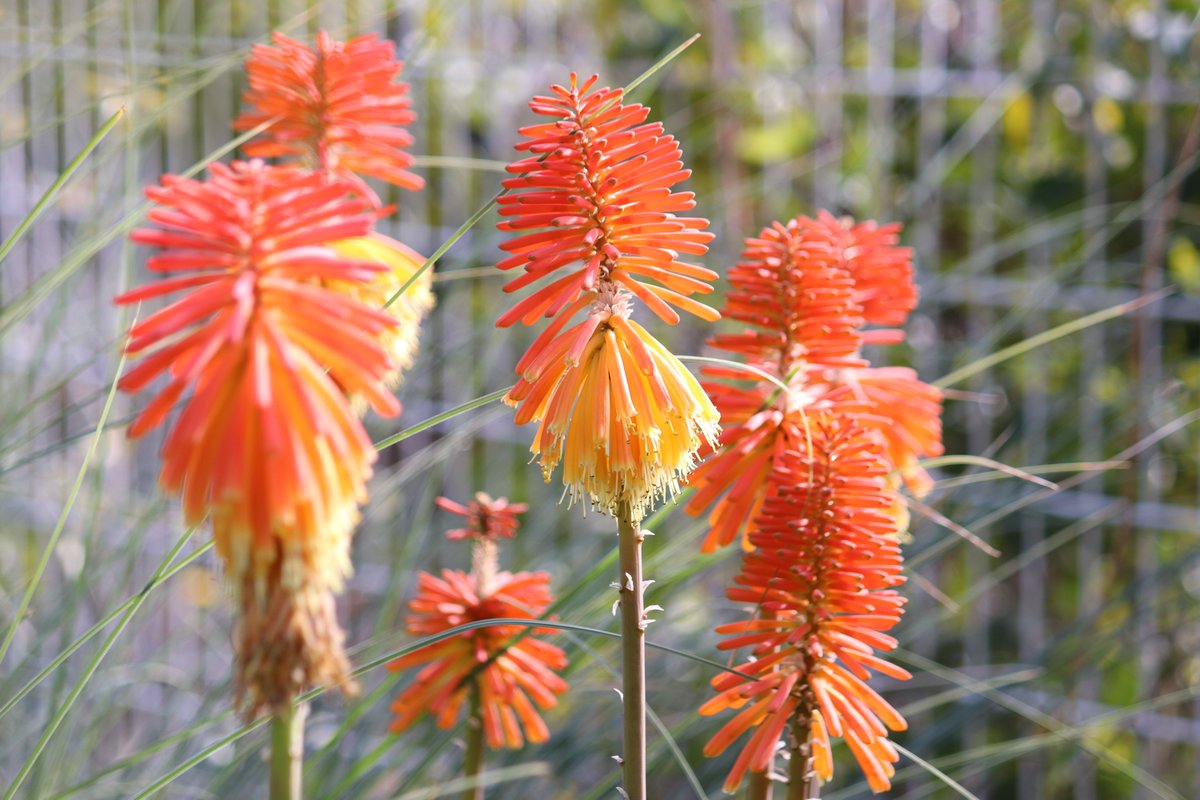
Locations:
865;0;894;220
961;0;993;789
814;0;842;210
1135;0;1169;793
1074;0;1110;796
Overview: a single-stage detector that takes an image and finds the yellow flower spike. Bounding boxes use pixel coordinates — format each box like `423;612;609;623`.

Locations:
328;233;435;392
508;304;719;521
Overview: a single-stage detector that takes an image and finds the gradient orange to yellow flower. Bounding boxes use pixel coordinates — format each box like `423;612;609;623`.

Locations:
497;74;720;518
233;31;435;396
686;212;943;551
699;414;910;794
328;233;434;391
116;160;400;713
234;31;423;202
388;496;567;749
506;292;719;518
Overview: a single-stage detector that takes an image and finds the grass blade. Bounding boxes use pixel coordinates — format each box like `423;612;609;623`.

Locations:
0;538;210;721
0;107;125;267
934;290;1169;389
2;526;198;800
893;742;979;800
373;387;512;451
0;337;129;667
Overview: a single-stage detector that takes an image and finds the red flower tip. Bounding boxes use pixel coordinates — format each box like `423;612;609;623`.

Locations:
687;210;939;549
798;210;917;334
819;366;945;498
496;74;717;329
436;492;528;542
233;32;423;202
117;160;400;592
388;569;568;749
700;414;909;794
709;216;866;376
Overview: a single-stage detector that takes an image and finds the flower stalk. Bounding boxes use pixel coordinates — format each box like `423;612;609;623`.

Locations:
785;717;820;800
270;702;307;800
494;74;719;798
748;769;774;800
389;494;568;779
616;502;647;800
462;686;486;800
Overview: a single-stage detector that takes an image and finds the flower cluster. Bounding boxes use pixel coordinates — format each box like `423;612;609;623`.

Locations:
389;495;568;749
437;492;528;541
234;32;423;201
118;161;399;712
496;73;720;519
236;31;434;390
699;415;909;793
118;32;429;716
687;213;943;552
691;212;940;792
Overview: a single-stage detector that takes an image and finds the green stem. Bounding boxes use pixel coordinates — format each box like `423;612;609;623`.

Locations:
461;688;485;800
270;702;306;800
747;768;774;800
785;718;819;800
616;502;647;800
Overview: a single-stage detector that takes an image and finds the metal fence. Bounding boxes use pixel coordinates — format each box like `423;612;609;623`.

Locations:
2;0;1199;797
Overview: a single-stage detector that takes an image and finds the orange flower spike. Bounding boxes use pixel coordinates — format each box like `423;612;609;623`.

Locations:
497;73;718;328
436;492;528;541
234;32;423;202
700;415;911;794
387;569;568;749
685;218;868;552
797;210;917;340
327;234;435;393
687;212;938;549
498;75;721;519
820;366;945;498
117;161;401;713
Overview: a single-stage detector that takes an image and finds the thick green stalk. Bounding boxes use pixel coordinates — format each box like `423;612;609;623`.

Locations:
785;718;820;800
270;702;306;800
748;766;774;800
461;688;485;800
616;502;647;800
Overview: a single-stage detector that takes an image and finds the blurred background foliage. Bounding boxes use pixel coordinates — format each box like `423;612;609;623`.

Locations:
1;0;1199;798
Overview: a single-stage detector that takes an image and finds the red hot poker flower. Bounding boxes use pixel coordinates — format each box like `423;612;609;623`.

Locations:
819;366;945;498
388;569;568;749
796;210;917;342
700;415;910;794
116;161;400;712
497;75;721;519
437;492;529;542
707;217;866;378
234;32;423;202
496;73;719;329
687;212;939;549
686;217;866;552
